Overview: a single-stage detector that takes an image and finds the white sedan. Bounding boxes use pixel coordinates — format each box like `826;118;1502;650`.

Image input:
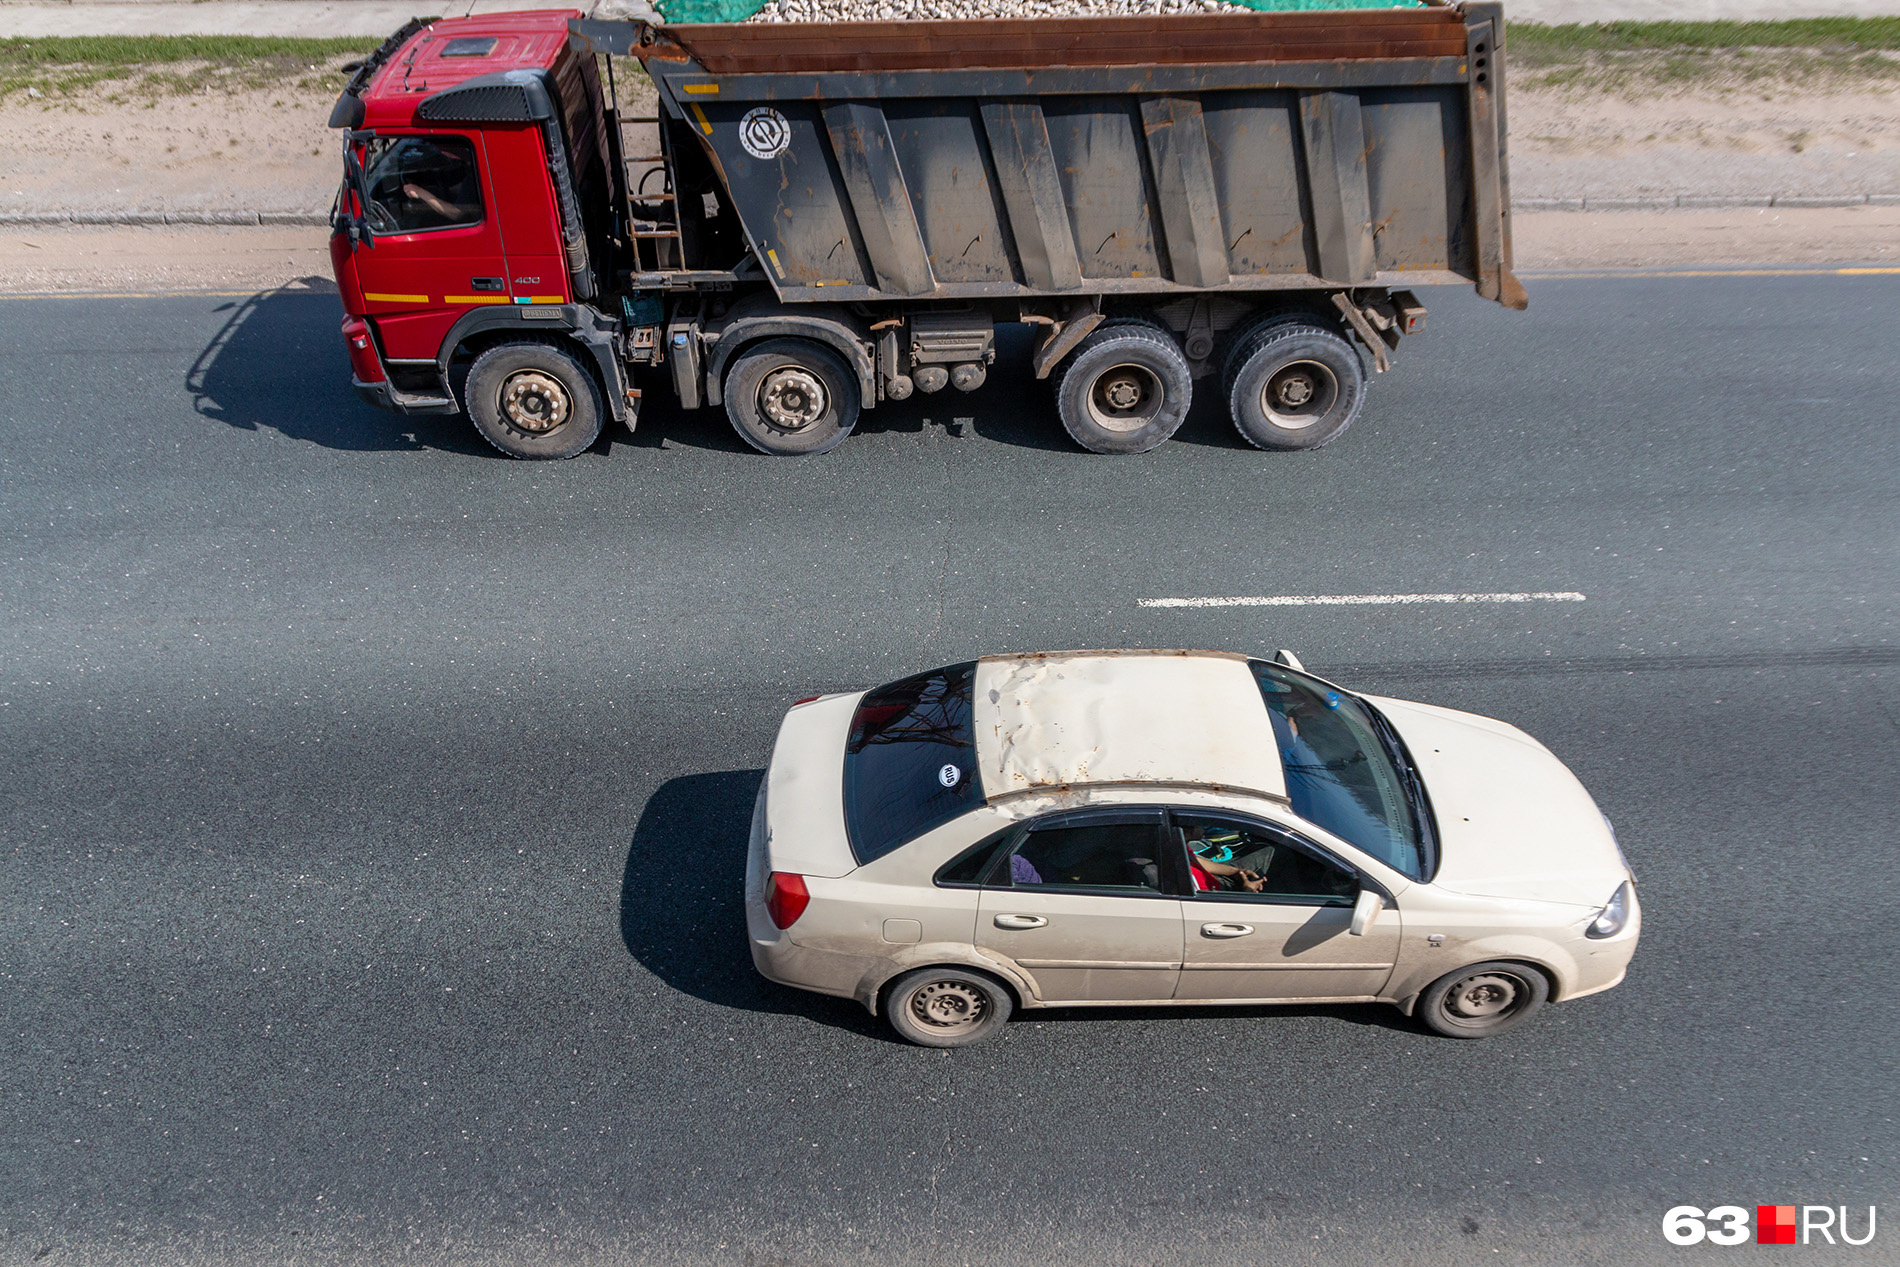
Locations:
744;649;1639;1047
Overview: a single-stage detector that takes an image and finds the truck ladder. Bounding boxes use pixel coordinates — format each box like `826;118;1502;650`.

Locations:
617;111;683;274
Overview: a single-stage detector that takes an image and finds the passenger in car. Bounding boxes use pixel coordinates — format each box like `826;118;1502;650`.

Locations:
1184;827;1265;892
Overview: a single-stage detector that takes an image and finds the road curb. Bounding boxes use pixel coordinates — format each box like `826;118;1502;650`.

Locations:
1515;193;1900;212
5;196;1898;227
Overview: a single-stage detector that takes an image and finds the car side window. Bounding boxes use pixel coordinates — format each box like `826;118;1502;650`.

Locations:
935;824;1018;887
1172;812;1358;906
362;135;483;233
1004;812;1167;895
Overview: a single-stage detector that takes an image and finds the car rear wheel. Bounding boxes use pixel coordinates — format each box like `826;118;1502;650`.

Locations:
723;337;860;456
885;967;1013;1048
1418;960;1550;1039
465;340;604;460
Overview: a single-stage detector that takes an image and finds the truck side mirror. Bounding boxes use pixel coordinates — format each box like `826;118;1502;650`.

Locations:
1273;649;1305;672
1349;888;1383;936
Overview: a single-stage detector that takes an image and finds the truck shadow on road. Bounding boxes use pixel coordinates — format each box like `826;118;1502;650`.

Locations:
619;325;1249;456
187;283;490;457
619;769;892;1042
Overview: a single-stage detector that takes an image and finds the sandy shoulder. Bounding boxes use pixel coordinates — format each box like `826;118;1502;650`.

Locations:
1509;83;1900;200
2;78;344;218
0;224;333;292
1510;204;1900;270
6;71;1897;216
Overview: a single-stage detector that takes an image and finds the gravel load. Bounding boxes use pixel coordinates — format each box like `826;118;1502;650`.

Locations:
746;0;1257;20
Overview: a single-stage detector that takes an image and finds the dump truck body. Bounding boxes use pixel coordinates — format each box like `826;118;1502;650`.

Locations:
327;5;1524;458
607;8;1522;305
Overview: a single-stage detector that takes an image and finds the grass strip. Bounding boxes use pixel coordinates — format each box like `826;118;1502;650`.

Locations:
0;36;380;68
1509;17;1900;55
5;20;1899;66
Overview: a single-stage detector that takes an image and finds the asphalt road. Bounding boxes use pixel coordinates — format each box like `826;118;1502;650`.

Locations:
3;274;1897;1266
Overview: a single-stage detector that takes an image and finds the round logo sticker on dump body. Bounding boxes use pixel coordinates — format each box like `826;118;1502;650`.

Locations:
938;764;962;789
740;107;791;160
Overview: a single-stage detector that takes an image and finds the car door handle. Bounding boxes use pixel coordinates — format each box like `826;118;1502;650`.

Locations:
1201;923;1255;938
993;914;1047;930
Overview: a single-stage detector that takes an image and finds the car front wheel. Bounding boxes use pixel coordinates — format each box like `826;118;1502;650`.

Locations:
885;967;1013;1048
1418;960;1550;1039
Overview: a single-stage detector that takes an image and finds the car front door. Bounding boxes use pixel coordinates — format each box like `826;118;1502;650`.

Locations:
1171;811;1400;1002
974;809;1181;1005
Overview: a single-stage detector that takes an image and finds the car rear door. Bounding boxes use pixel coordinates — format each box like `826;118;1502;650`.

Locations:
974;809;1182;1005
1170;811;1400;1002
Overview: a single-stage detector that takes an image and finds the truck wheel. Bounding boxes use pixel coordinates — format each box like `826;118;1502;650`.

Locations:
1418;961;1550;1039
1054;324;1192;455
1224;320;1365;451
885;967;1013;1048
465;341;604;460
724;338;860;457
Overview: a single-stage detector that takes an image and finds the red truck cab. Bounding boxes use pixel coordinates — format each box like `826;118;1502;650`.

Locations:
329;11;628;457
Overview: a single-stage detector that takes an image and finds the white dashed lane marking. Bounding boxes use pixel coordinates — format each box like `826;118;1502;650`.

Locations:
1139;591;1588;609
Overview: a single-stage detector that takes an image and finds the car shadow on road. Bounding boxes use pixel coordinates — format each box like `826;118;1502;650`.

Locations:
618;769;892;1041
621;771;1426;1044
187;281;491;457
1023;999;1425;1037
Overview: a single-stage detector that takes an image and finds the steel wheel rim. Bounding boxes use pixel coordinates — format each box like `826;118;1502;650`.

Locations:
1259;359;1338;430
500;370;571;434
1445;972;1524;1021
909;980;988;1033
1085;362;1163;433
759;365;828;432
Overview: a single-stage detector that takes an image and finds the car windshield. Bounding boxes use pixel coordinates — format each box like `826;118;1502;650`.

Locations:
1249;661;1434;881
842;662;983;864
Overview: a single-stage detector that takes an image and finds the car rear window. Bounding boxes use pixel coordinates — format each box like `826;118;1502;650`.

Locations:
843;661;983;864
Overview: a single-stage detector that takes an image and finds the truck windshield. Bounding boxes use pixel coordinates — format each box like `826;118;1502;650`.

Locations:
360;135;483;233
1249;661;1435;881
842;662;983;865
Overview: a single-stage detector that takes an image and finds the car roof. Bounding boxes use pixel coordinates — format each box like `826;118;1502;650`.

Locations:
359;11;578;129
972;650;1288;804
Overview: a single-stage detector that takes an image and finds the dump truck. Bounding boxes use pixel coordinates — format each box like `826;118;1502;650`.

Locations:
327;4;1525;458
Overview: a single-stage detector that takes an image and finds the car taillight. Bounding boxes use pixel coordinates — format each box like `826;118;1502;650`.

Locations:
791;695;820;706
765;871;810;929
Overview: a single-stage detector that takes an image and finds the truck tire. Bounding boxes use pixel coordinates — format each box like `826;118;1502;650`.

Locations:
1054;324;1192;455
723;338;860;457
1223;320;1365;451
464;340;604;460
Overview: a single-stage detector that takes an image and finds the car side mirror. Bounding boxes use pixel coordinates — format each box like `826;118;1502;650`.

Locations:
1349;888;1384;936
1273;649;1305;672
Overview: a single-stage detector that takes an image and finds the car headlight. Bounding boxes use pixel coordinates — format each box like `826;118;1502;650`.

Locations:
1586;881;1632;939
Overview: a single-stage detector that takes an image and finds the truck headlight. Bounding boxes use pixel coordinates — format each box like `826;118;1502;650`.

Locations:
1586;881;1631;939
